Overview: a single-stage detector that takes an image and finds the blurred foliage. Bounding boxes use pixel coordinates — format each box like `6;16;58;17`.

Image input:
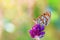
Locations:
33;4;41;19
0;0;60;40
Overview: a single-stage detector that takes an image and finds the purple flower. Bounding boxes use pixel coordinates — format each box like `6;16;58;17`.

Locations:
29;24;45;38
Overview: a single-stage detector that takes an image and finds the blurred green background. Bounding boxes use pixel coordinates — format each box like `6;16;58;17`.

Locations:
0;0;60;40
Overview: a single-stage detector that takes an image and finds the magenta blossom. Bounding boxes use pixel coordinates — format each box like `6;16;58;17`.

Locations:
29;24;45;38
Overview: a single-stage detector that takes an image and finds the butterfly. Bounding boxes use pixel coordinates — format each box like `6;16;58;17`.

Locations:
33;11;51;26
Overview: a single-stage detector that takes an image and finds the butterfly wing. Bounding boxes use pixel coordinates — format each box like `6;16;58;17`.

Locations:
33;11;51;26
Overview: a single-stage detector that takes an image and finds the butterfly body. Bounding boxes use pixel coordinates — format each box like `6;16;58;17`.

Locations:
33;11;51;26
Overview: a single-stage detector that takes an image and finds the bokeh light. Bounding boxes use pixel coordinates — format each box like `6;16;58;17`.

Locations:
4;22;15;33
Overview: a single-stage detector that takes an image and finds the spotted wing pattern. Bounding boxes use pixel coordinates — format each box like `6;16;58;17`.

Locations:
33;11;51;26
